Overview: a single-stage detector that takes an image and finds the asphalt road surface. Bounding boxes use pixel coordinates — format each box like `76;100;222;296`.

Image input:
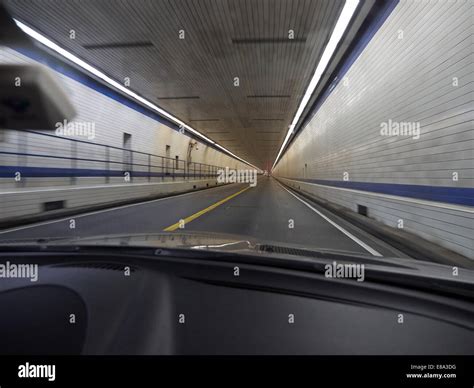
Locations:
0;178;408;257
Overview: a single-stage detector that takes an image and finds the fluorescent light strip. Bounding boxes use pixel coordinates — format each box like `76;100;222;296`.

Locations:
14;19;259;171
271;0;360;171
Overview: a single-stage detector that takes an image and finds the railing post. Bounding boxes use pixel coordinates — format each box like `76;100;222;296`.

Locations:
71;141;77;185
105;145;110;183
148;154;151;182
161;156;164;181
130;150;133;183
18;130;27;188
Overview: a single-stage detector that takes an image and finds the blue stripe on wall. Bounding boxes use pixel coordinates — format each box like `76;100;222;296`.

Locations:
282;177;474;207
0;166;215;179
1;165;471;206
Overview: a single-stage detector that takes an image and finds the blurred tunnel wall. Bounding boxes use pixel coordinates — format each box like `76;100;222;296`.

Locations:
0;46;249;225
273;0;473;259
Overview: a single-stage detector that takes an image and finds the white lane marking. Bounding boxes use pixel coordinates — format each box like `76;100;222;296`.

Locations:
277;181;383;257
0;184;239;235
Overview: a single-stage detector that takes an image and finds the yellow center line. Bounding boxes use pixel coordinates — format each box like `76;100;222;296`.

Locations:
163;185;252;231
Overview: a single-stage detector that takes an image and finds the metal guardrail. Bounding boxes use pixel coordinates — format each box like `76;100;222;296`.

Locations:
0;130;223;185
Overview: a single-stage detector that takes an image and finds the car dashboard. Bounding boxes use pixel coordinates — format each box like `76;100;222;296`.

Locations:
0;251;473;355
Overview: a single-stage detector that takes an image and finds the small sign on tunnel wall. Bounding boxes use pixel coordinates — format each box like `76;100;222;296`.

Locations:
43;200;65;212
357;205;368;217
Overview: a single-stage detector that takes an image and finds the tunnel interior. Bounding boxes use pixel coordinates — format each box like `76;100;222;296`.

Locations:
0;0;472;265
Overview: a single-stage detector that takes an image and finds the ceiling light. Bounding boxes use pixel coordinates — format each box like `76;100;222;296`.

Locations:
14;19;260;170
271;0;360;171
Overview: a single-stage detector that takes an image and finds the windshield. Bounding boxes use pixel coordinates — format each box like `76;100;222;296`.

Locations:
1;1;474;381
0;0;472;271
